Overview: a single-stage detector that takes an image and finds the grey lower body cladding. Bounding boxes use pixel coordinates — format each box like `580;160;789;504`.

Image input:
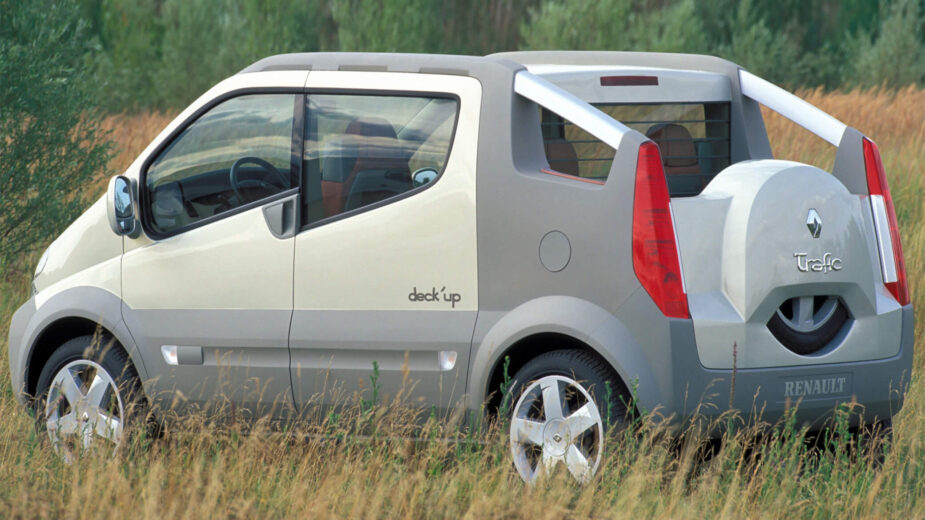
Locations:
667;305;913;431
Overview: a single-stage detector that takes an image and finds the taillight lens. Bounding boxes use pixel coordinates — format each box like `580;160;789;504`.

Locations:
864;137;909;305
632;141;690;318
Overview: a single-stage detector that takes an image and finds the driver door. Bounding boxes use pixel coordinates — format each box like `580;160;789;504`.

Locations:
122;91;303;420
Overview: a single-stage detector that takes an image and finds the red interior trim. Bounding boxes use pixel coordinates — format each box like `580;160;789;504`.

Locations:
600;75;659;87
540;168;606;185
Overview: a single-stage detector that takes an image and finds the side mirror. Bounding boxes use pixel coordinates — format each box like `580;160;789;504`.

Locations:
107;175;139;237
411;167;439;188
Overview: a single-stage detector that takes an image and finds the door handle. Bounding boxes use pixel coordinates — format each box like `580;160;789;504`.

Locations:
262;193;300;239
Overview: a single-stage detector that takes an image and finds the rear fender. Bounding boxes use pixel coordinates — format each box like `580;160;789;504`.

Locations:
468;295;665;415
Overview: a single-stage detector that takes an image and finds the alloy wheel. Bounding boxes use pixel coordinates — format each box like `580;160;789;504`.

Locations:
44;359;125;463
509;375;603;484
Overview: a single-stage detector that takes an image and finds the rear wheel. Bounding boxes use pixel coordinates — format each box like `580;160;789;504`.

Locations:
507;349;630;484
35;334;145;463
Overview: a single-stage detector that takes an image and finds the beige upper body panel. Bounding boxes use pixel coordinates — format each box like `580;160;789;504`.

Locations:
33;197;123;308
295;71;481;311
121;206;294;310
118;71;307;309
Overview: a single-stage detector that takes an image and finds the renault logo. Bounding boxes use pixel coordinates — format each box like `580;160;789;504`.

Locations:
806;209;822;238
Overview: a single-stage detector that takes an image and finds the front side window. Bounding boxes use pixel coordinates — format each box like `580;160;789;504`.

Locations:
302;94;458;225
145;94;298;235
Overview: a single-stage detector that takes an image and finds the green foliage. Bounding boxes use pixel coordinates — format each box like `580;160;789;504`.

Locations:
854;0;925;88
158;0;250;108
361;360;381;414
497;355;513;419
93;0;163;111
713;0;806;88
158;0;323;108
0;0;112;270
521;0;925;90
519;0;635;51
520;0;707;54
7;0;925;111
329;0;441;53
93;0;322;111
15;0;925;111
437;0;535;54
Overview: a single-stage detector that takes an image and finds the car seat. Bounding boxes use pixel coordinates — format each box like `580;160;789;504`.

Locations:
645;123;705;194
320;117;411;216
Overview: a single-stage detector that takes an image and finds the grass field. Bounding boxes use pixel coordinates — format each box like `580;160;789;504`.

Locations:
1;88;924;518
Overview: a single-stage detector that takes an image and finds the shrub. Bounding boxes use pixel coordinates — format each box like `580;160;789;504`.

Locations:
853;0;925;89
0;0;113;271
330;0;442;52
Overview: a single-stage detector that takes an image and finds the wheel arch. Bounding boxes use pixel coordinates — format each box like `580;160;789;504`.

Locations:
483;331;599;413
20;287;148;402
470;295;668;416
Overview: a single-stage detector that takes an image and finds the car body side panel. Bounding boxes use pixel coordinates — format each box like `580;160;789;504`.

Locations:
112;72;308;420
8;195;138;404
121;205;295;419
288;310;474;413
33;197;121;301
470;79;667;409
289;72;482;414
473;88;647;315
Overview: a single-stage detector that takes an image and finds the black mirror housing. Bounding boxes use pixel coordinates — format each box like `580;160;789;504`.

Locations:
107;175;140;237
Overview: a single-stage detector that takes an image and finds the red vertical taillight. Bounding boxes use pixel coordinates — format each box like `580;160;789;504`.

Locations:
632;142;690;318
864;137;909;305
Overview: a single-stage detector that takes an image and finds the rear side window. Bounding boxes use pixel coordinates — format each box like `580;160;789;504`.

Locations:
540;109;616;182
540;102;731;196
302;94;458;225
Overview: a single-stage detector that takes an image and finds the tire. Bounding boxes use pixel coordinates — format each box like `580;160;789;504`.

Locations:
35;334;145;463
767;296;849;355
506;349;630;484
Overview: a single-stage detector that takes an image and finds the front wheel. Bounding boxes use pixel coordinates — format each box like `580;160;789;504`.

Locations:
507;349;630;484
35;334;145;463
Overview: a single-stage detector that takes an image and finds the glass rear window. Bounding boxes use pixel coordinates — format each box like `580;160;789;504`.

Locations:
540;102;731;196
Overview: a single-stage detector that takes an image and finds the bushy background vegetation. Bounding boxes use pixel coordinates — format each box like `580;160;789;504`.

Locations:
0;0;112;270
76;0;925;111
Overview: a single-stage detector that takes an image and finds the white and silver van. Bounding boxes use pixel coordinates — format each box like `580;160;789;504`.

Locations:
8;51;913;482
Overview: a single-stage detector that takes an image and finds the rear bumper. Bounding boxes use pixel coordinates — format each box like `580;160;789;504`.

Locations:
668;304;913;431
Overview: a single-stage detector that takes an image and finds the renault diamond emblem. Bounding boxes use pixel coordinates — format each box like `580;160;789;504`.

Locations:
806;209;822;238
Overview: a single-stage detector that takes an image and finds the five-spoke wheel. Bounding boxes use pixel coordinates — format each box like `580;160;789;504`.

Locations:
36;334;143;463
506;349;630;484
510;375;603;483
44;359;125;463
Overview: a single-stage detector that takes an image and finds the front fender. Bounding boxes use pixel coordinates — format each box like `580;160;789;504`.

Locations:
14;286;148;404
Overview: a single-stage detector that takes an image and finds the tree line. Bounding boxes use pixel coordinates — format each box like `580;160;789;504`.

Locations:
77;0;925;111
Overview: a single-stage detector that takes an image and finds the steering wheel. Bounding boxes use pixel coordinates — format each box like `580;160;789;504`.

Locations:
229;156;289;204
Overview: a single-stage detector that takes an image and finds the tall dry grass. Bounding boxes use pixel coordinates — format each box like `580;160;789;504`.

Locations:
0;88;924;518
